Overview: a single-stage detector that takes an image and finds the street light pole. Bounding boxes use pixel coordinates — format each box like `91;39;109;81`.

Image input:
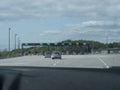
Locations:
106;36;108;45
8;28;11;52
15;34;17;50
8;28;11;57
92;41;94;54
106;36;109;49
18;37;20;49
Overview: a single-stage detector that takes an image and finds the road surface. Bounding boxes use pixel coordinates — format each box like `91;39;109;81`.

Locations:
0;54;120;68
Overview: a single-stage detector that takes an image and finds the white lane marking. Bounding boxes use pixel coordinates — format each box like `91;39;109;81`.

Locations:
97;57;109;68
53;60;61;66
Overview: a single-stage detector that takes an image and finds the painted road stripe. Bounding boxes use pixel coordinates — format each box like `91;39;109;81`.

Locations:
97;57;109;68
53;60;61;66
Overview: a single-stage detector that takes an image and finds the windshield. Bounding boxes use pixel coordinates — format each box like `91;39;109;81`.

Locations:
0;0;120;68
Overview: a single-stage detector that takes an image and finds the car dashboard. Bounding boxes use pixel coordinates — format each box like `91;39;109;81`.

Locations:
0;66;120;90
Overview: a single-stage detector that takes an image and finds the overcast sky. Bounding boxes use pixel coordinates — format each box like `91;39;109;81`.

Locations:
0;0;120;50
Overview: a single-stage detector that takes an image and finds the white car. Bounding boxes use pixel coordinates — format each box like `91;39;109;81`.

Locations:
51;51;62;59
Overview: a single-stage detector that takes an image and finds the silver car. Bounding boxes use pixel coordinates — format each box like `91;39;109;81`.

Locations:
51;51;61;59
44;51;51;58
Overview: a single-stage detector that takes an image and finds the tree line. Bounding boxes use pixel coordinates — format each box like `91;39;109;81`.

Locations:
0;40;120;59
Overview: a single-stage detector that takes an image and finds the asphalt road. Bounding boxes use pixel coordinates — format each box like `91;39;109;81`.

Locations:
0;54;120;68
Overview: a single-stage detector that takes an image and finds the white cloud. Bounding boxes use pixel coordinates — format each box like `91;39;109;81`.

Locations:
0;0;120;43
44;30;61;35
39;20;120;43
67;21;120;29
0;0;120;20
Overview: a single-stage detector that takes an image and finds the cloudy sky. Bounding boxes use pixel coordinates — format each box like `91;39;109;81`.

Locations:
0;0;120;50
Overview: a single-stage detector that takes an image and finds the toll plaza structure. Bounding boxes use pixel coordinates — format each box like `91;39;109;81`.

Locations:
21;42;91;55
